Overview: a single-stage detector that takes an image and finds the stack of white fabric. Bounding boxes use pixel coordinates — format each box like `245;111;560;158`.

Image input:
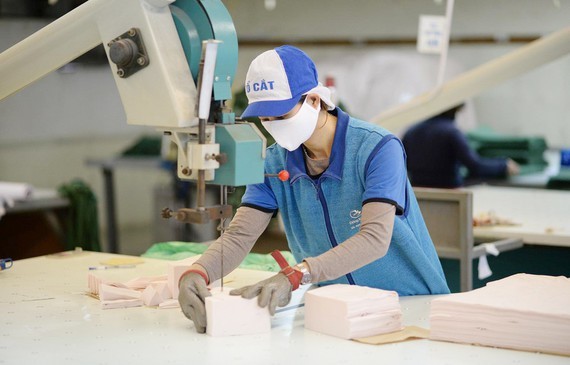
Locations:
0;181;34;201
430;274;570;356
304;284;402;339
0;181;34;219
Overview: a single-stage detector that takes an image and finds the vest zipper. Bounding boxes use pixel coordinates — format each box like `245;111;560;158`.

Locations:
316;179;356;285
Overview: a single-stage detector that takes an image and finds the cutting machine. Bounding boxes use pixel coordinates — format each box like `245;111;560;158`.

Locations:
0;0;266;225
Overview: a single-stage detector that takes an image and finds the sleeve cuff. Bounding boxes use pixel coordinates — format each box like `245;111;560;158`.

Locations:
363;198;404;216
240;203;279;217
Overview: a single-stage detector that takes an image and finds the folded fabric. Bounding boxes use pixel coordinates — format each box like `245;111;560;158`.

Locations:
0;181;34;202
305;284;402;339
430;274;570;356
467;126;548;170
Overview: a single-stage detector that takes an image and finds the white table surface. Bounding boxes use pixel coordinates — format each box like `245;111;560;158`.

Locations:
468;185;570;247
4;188;69;214
1;251;568;365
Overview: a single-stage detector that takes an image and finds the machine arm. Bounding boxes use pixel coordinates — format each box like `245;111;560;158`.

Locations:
0;0;266;225
0;0;198;129
372;27;570;132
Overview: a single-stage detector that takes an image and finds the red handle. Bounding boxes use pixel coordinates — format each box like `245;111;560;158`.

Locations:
271;250;290;270
265;170;289;182
277;170;289;181
271;250;302;291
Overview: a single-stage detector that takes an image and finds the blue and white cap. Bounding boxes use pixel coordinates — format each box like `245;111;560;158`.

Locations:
241;45;334;118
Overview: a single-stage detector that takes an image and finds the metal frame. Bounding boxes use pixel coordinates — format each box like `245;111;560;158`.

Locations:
414;187;522;292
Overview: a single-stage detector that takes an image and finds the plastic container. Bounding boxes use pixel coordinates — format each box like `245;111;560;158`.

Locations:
561;149;570;167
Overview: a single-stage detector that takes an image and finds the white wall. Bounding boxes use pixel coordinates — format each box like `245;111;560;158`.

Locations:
228;0;570;146
1;0;569;252
226;0;569;38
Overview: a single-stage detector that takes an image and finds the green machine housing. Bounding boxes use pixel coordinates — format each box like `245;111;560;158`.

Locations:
215;122;265;186
171;0;265;187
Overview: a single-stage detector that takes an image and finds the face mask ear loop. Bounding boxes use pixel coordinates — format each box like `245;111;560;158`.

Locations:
317;111;329;130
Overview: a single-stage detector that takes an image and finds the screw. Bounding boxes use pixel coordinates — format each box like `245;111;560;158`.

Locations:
137;57;146;66
215;76;219;81
128;28;136;37
117;69;125;77
181;167;191;175
226;76;231;81
161;207;173;219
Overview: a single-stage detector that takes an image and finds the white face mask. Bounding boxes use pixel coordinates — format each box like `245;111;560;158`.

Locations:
261;99;320;151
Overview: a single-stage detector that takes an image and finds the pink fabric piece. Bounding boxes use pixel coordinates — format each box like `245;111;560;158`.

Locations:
430;274;570;356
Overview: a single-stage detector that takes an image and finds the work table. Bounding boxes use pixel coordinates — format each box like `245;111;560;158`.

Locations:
468;185;570;247
1;251;567;364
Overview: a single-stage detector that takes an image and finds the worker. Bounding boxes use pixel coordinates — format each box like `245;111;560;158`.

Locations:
179;45;450;333
402;104;520;188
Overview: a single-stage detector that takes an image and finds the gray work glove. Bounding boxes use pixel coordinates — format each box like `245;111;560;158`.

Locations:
178;272;211;333
230;273;292;315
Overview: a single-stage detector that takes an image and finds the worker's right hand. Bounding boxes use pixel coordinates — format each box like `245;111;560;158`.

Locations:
178;272;211;333
506;158;520;176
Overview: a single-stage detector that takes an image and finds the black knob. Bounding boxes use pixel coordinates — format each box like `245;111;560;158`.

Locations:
109;38;138;67
215;153;228;165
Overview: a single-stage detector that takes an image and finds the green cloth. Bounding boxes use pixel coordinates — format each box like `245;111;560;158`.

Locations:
467;125;548;173
547;167;570;190
142;241;297;272
57;179;101;251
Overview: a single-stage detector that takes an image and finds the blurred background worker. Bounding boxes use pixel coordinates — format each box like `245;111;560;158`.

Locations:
178;45;449;333
402;104;520;188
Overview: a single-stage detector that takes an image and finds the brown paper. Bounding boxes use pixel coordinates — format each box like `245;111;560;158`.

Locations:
353;326;430;345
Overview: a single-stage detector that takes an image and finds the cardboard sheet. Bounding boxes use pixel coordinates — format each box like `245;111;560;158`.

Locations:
354;326;429;345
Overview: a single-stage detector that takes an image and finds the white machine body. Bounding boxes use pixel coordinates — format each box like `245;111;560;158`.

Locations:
0;0;198;129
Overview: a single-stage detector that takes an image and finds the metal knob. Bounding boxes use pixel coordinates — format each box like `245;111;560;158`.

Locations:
109;38;138;67
265;170;290;181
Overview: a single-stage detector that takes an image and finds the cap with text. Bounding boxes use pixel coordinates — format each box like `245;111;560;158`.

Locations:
241;46;319;118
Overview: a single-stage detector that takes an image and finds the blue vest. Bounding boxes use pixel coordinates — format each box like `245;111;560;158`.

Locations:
242;109;450;296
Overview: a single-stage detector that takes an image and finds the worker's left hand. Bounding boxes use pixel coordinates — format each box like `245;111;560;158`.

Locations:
230;273;292;315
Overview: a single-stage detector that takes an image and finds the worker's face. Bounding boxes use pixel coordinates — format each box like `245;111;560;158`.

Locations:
259;100;303;123
259;95;321;151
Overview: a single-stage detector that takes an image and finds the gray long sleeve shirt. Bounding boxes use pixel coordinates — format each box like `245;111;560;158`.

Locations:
193;152;396;284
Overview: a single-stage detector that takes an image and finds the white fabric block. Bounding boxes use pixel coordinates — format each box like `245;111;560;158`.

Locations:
99;284;142;301
125;275;168;290
304;284;402;339
87;272;101;295
167;257;200;299
205;288;271;337
142;286;161;307
142;281;172;306
430;274;570;356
